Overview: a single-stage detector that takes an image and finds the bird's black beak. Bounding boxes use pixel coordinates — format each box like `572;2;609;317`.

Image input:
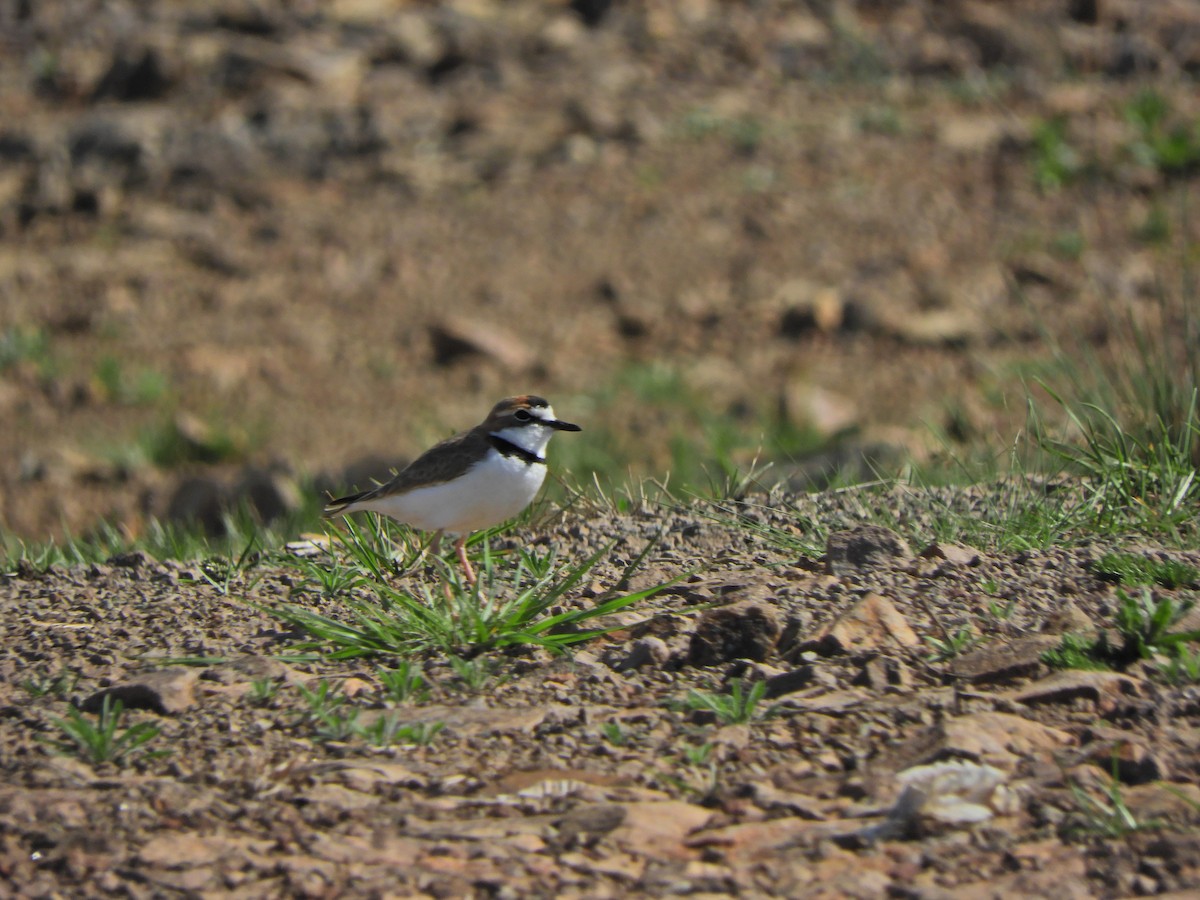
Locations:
549;419;581;432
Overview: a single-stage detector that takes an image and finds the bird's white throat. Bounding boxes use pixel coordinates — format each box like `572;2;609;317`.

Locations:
491;422;555;459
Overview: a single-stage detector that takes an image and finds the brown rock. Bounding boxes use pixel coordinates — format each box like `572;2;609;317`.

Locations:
945;841;1091;899
779;383;858;438
1120;782;1200;828
165;475;226;535
937;115;1022;154
919;541;981;567
1078;725;1170;784
930;712;1074;769
1041;599;1099;636
83;668;200;715
763;664;820;698
854;655;911;691
688;601;782;666
139;834;224;869
555;804;626;846
231;466;302;524
1008;670;1144;713
308;832;422;867
883;308;983;347
796;593;919;656
748;782;827;819
825;525;912;576
201;655;294;686
776;280;848;336
429;315;533;369
609;800;712;860
948;635;1060;684
687;816;858;856
611;636;670;672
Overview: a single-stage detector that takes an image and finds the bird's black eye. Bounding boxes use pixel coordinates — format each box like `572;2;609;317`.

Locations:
514;409;533;422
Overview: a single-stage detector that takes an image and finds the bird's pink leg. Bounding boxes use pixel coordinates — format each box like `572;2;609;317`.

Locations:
454;536;476;585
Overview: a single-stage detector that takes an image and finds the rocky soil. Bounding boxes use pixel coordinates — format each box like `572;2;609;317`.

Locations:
4;486;1200;897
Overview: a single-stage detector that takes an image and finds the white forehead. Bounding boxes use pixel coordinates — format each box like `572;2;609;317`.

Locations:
531;404;556;422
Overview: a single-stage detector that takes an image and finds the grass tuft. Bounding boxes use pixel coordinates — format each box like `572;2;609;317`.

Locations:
44;696;167;766
681;679;773;726
263;518;675;659
1093;552;1199;589
1043;588;1200;673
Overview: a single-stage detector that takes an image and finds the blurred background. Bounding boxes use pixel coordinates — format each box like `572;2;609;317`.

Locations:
0;0;1197;543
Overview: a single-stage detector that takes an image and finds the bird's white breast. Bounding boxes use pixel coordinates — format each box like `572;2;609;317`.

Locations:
364;449;547;535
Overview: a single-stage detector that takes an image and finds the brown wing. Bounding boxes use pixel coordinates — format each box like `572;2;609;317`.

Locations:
362;427;489;499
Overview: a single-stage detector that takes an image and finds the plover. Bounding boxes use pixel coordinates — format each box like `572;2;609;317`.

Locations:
323;395;581;584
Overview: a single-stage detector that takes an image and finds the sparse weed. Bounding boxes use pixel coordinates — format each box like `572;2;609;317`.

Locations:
919;459;1089;553
447;655;496;692
0;325;55;379
312;708;362;742
1124;88;1200;177
184;533;263;596
44;697;167;766
925;626;979;662
1027;209;1199;541
1050;229;1085;260
1037;387;1200;536
296;680;348;720
296;681;361;742
360;715;444;748
290;550;365;598
708;498;828;560
1135;202;1171;245
1;496;313;575
1115;588;1200;660
682;679;772;726
1065;757;1159;839
21;669;78;699
1044;588;1200;672
377;661;428;704
248;678;280;704
602;721;629;747
986;597;1018;621
1042;633;1113;672
140;414;249;467
94;356;168;406
1094;552;1199;590
295;679;443;746
552;361;827;504
1163;648;1200;685
660;742;720;799
323;512;426;581
1031;117;1082;192
856;104;903;135
681;109;765;154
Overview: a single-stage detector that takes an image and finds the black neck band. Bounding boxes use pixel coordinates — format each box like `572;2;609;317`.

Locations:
489;434;544;465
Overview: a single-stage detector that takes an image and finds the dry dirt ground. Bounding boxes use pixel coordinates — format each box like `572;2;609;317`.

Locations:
3;1;1200;897
4;487;1200;898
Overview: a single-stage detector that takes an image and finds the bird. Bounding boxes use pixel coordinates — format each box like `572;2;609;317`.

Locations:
322;395;581;585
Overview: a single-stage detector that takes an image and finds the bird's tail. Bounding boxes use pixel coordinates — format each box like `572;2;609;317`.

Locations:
322;490;371;518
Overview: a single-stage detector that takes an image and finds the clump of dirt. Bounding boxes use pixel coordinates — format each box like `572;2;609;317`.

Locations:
3;487;1200;896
